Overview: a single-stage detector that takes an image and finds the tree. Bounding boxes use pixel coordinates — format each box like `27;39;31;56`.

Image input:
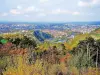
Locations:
20;36;37;48
69;37;100;68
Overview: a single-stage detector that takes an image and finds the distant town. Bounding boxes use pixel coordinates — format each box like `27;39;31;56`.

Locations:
0;22;100;38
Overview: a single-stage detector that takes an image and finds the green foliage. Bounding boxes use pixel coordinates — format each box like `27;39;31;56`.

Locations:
69;37;100;68
20;36;37;48
6;35;37;48
1;39;8;44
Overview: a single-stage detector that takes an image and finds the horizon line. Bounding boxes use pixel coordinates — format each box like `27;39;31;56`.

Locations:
0;21;100;23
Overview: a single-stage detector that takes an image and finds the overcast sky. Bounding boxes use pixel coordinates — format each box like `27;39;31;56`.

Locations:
0;0;100;22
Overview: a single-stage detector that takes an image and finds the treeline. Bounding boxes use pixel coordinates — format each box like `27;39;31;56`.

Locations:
0;35;37;48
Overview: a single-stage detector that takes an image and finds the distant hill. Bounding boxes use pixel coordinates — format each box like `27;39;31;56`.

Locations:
33;30;53;42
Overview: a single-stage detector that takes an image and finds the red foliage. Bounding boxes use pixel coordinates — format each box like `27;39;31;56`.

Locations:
60;53;71;62
0;42;28;55
9;48;28;55
0;42;13;50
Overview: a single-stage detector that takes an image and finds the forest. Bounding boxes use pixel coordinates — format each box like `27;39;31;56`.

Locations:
0;31;100;75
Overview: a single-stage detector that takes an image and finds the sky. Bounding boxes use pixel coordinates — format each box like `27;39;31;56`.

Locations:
0;0;100;22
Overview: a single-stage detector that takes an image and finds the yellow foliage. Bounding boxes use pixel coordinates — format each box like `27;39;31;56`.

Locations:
64;33;89;50
3;55;45;75
86;68;100;75
1;33;24;39
70;67;79;75
3;55;100;75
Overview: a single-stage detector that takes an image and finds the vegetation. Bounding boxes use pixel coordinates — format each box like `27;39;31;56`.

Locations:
34;30;53;42
0;32;100;75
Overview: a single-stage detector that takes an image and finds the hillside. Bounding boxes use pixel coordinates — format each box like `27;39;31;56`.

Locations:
90;28;100;39
33;30;53;42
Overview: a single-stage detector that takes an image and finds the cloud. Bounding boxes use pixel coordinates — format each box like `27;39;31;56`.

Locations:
39;0;49;3
23;6;44;13
78;1;90;7
10;9;21;15
24;6;35;12
0;13;8;16
92;0;99;4
1;13;8;16
72;12;80;15
9;6;43;15
78;0;100;7
17;5;22;9
38;13;46;17
51;8;80;15
24;15;29;17
51;9;71;14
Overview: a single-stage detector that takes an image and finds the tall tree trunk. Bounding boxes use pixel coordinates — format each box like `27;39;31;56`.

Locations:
87;43;89;67
96;48;98;68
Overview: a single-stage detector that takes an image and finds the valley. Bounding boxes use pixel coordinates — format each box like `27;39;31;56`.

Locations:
0;22;100;75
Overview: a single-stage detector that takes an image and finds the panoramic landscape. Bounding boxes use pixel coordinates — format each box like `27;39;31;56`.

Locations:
0;0;100;75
